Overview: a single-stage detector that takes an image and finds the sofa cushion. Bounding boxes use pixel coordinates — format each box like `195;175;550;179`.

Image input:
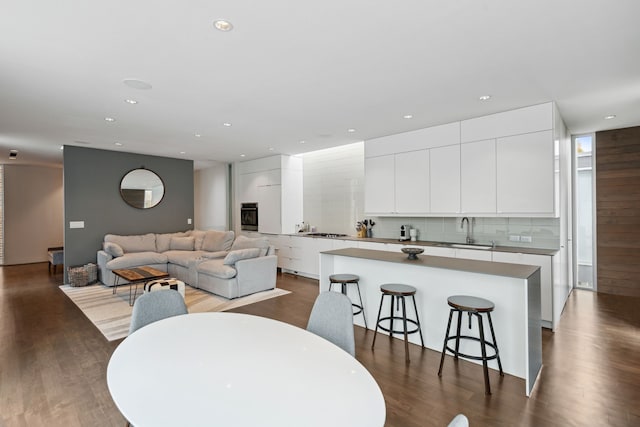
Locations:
105;233;156;253
202;230;235;252
189;230;207;250
106;252;168;270
197;259;237;279
164;250;207;267
231;235;270;256
170;236;195;251
156;231;190;253
103;242;124;257
201;251;228;259
223;248;261;265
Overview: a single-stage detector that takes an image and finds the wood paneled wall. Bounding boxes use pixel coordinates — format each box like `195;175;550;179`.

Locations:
596;126;640;296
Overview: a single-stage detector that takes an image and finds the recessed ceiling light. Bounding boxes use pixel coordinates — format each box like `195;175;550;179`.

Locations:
180;151;186;154
123;79;152;90
240;154;246;157
347;128;356;133
105;117;116;122
268;147;274;151
114;142;123;146
213;20;233;32
479;95;492;101
604;115;616;120
403;114;413;119
195;133;201;138
59;146;64;150
299;140;306;144
124;99;138;105
223;122;232;127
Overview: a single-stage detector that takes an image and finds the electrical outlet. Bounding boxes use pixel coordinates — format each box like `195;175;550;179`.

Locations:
520;235;532;243
509;235;521;242
188;218;192;225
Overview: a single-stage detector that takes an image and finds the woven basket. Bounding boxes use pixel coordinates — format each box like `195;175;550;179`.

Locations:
68;266;89;287
85;263;98;284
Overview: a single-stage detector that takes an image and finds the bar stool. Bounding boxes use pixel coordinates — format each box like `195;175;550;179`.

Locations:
371;283;424;363
328;274;367;328
438;295;504;395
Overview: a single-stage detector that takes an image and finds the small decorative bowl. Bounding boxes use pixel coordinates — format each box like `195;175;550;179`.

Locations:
401;247;424;260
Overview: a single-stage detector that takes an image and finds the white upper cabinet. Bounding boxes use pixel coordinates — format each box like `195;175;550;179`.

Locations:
460;102;553;142
364;155;395;214
430;144;460;214
395;150;429;214
364;102;560;217
461;139;496;214
496;130;554;215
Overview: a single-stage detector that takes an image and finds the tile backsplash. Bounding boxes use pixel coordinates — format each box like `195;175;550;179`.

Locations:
302;142;560;250
370;216;560;250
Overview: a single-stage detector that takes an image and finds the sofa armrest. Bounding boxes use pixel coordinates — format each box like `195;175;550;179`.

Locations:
97;250;113;286
235;255;277;295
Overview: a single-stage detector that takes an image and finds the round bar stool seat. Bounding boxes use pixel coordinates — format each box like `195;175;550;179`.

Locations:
438;295;504;395
371;283;424;363
329;274;367;328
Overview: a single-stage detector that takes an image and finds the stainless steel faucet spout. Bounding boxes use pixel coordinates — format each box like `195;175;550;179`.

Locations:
460;217;475;244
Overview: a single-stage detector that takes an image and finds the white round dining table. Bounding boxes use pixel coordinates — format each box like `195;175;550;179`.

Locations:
107;312;386;427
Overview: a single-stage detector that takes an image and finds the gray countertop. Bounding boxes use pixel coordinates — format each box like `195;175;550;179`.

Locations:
321;248;540;279
294;233;557;256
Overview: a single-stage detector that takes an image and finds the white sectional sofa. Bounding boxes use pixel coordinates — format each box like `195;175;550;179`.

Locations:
97;230;277;299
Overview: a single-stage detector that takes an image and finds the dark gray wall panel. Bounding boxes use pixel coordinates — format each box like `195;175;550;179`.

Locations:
63;146;193;276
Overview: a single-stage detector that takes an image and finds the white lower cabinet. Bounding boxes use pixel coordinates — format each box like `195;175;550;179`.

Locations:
492;251;553;328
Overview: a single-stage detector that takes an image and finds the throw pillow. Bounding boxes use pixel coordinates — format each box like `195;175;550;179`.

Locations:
230;235;270;256
202;230;235;252
103;242;124;257
170;236;195;251
223;248;261;265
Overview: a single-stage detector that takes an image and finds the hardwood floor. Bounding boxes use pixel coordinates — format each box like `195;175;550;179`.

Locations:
1;264;639;426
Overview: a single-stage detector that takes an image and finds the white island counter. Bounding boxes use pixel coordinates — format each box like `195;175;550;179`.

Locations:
320;248;542;396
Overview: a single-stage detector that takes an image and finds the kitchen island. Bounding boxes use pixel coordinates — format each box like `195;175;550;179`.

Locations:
319;248;542;396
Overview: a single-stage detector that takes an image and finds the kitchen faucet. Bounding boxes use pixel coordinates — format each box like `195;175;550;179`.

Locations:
461;217;475;244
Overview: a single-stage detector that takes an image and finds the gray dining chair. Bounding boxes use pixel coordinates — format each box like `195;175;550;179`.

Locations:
447;414;469;427
307;291;355;357
129;290;188;334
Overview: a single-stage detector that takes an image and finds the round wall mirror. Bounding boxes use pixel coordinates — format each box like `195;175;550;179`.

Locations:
120;168;165;209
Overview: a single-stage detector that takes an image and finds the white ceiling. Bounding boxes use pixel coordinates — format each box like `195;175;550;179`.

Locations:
2;0;639;169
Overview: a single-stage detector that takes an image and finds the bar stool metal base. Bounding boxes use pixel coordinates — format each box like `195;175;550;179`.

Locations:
329;274;368;329
371;283;424;363
438;295;504;395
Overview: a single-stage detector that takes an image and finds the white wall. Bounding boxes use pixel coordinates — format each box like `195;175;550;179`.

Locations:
302;142;365;235
194;163;228;231
3;165;63;265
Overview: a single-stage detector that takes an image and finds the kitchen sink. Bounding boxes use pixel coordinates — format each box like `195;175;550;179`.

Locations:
437;243;493;250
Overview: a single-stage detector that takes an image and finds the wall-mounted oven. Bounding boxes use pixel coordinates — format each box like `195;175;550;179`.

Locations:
240;203;258;231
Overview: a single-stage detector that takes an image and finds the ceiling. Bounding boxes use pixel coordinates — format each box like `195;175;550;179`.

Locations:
2;1;639;169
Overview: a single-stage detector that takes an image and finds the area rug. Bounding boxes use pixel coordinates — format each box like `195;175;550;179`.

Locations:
60;283;290;341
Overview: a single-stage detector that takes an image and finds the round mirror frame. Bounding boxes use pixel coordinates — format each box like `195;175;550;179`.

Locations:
119;168;165;209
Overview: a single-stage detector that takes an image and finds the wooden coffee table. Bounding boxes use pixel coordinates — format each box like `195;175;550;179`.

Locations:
112;266;170;306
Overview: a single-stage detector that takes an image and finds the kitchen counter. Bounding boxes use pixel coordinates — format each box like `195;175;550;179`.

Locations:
325;247;538;279
294;233;557;256
319;248;542;396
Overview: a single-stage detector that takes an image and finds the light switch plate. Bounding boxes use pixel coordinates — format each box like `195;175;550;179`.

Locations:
520;235;532;243
69;221;84;229
188;218;192;225
509;235;521;242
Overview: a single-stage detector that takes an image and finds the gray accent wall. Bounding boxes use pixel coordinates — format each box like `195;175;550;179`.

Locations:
63;146;194;278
